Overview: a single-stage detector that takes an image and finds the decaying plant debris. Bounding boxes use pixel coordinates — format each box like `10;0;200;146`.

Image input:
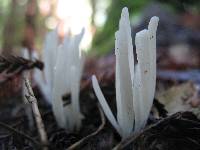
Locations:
0;55;43;84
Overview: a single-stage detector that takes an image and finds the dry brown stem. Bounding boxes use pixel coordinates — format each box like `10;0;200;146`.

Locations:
24;78;48;150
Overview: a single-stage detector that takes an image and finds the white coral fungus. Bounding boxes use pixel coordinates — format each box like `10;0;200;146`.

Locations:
92;7;159;138
34;29;85;131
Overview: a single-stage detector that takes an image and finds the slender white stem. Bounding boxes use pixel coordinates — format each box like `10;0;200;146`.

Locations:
70;66;82;130
115;7;134;138
135;29;150;130
147;16;159;115
52;45;67;128
92;75;122;135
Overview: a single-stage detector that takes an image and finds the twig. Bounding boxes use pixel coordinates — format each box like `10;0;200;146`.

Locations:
0;55;44;73
24;78;48;150
0;121;40;147
67;104;106;150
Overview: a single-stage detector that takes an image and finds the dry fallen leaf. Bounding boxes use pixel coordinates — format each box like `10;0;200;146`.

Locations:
156;82;200;116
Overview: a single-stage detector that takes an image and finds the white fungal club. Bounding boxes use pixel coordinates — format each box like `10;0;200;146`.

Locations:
33;29;85;131
92;7;159;138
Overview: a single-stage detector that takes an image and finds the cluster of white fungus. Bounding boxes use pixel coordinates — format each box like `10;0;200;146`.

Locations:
33;29;85;131
21;6;158;137
52;29;85;130
92;7;159;138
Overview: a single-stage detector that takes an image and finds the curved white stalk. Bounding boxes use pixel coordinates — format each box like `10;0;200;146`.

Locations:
92;75;122;135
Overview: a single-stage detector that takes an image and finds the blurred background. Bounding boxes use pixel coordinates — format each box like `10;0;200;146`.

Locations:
0;0;199;57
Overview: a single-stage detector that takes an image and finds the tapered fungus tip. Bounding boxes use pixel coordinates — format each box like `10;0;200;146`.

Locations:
148;16;159;30
122;7;128;15
121;7;129;20
151;16;159;21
